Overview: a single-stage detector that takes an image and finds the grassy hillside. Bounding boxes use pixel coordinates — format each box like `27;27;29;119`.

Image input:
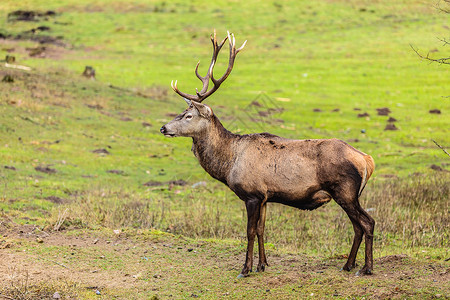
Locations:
0;0;449;298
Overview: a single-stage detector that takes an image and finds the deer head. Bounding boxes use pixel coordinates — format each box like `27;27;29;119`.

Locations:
160;101;213;137
160;30;246;138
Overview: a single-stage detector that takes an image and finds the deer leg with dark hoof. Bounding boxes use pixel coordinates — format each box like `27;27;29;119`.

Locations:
238;263;253;278
341;218;363;272
355;266;372;276
340;262;357;272
256;262;267;272
256;201;268;273
238;263;254;278
239;199;260;278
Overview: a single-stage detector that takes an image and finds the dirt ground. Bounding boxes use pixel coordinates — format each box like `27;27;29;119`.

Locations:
1;222;449;299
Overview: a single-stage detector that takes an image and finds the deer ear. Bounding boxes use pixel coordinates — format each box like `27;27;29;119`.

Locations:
191;101;213;118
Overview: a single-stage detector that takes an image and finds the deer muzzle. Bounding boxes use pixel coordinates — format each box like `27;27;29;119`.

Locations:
160;125;175;137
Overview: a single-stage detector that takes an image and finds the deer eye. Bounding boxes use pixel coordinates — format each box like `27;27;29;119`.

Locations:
185;114;193;120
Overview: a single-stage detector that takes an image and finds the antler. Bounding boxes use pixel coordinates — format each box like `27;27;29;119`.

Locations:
171;30;247;103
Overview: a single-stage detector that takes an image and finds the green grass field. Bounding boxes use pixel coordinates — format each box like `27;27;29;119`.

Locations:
0;0;449;298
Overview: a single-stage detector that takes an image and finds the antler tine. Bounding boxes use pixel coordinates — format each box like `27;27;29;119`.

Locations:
197;29;227;95
171;30;246;103
210;31;239;86
194;61;202;81
171;80;198;101
237;39;247;54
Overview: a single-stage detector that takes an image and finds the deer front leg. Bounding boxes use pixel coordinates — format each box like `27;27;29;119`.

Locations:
238;198;260;278
256;202;268;272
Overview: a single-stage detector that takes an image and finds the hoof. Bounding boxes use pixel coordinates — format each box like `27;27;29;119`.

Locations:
355;267;372;276
237;273;247;279
256;264;266;273
341;264;355;272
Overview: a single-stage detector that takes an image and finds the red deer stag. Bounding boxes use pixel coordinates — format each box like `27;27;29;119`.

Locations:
160;30;375;278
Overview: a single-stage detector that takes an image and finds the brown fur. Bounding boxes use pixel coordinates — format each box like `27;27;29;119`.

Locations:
161;108;376;277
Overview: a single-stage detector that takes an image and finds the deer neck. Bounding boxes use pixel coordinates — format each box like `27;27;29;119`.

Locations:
191;115;238;185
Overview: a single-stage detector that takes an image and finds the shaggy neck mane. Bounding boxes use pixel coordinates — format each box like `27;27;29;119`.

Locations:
191;115;238;185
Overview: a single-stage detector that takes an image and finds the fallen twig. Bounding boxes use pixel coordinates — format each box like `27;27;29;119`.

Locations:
4;63;32;71
41;258;69;269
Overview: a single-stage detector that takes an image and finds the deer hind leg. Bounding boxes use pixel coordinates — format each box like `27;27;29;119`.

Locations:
256;202;268;272
355;206;375;275
335;191;375;275
238;198;261;278
342;217;363;271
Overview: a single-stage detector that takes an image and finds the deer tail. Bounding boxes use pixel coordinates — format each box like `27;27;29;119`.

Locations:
358;155;375;198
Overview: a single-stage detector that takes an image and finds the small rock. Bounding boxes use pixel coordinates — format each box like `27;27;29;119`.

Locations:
107;170;124;175
429;109;441;114
387;117;397;122
36;237;44;243
93;239;99;244
52;292;61;299
92;148;110;155
143;180;164;187
376;107;391;116
384;123;398;131
250;100;263;107
113;229;121;235
430;164;448;172
168;179;188;186
95;290;101;295
35;166;57;174
357;112;369;118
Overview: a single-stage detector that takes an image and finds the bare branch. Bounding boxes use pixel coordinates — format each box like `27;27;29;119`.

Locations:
432;139;450;158
437;37;450;46
410;44;450;65
4;62;32;71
